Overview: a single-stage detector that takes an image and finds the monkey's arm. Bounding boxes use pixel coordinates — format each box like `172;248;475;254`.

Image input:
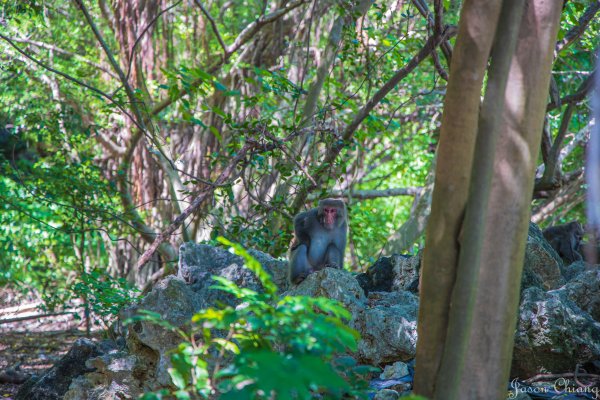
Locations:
289;244;312;283
324;219;347;269
291;210;312;250
324;243;344;268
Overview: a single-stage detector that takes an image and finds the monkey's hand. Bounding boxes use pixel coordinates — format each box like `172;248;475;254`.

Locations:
292;271;309;284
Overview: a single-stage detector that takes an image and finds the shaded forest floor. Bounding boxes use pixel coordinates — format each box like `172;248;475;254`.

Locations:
0;289;102;398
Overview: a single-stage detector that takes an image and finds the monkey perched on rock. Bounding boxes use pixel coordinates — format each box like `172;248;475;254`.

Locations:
542;221;584;265
288;199;348;284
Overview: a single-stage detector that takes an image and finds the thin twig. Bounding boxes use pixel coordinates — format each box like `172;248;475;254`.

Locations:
291;27;455;212
556;1;600;53
135;144;253;269
9;37;118;78
0;33;141;129
192;0;227;54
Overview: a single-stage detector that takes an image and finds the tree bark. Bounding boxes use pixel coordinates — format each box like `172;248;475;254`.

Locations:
463;1;562;398
384;163;435;254
433;0;526;397
413;1;504;396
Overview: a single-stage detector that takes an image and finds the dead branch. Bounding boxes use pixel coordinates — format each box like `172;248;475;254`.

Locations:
0;311;75;325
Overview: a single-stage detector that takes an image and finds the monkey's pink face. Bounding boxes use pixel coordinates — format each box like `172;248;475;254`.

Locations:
323;207;337;229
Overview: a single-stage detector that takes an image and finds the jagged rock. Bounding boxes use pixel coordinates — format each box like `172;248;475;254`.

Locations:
178;243;289;295
15;338;105;400
522;223;565;290
286;267;366;314
379;361;409;380
118;244;289;387
355;291;418;365
64;352;143;400
374;389;400;400
512;286;600;377
355;254;420;295
557;267;600;325
356;256;396;294
562;259;587;281
392;254;420;292
38;238;600;397
121;276;200;387
65;245;288;393
287;268;418;365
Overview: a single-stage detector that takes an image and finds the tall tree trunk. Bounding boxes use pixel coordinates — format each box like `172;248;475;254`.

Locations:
413;2;503;396
415;1;562;398
463;1;562;398
434;0;526;397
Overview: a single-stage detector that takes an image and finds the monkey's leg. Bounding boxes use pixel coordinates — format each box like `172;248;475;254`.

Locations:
324;243;343;269
289;244;312;283
572;241;584;262
562;242;582;264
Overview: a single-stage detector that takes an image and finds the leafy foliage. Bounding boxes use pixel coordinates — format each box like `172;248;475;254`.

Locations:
72;269;139;323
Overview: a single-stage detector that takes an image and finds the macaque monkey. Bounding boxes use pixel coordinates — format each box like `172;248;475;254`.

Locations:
542;221;584;265
288;199;348;284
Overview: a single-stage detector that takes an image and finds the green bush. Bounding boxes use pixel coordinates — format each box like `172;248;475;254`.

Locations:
135;237;375;399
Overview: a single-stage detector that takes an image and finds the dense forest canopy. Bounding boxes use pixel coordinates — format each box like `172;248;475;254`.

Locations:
0;0;597;308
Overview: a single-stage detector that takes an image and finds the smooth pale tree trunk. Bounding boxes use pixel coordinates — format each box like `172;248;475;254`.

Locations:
415;0;562;398
587;57;600;252
464;1;562;398
434;0;526;398
384;162;435;254
413;2;503;396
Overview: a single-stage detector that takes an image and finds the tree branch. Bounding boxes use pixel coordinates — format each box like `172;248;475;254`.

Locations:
291;27;456;212
532;173;584;223
125;0;183;84
74;0;146;127
192;0;227;54
135;144;252;269
76;0;194;245
310;187;421;200
0;33;142;128
546;70;595;111
538;103;575;189
556;1;600;53
412;0;453;64
9;37;118;78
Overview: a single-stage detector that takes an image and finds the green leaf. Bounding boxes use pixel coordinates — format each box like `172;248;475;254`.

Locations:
209;126;222;141
168;367;188;390
173;390;191;400
214;81;228;91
